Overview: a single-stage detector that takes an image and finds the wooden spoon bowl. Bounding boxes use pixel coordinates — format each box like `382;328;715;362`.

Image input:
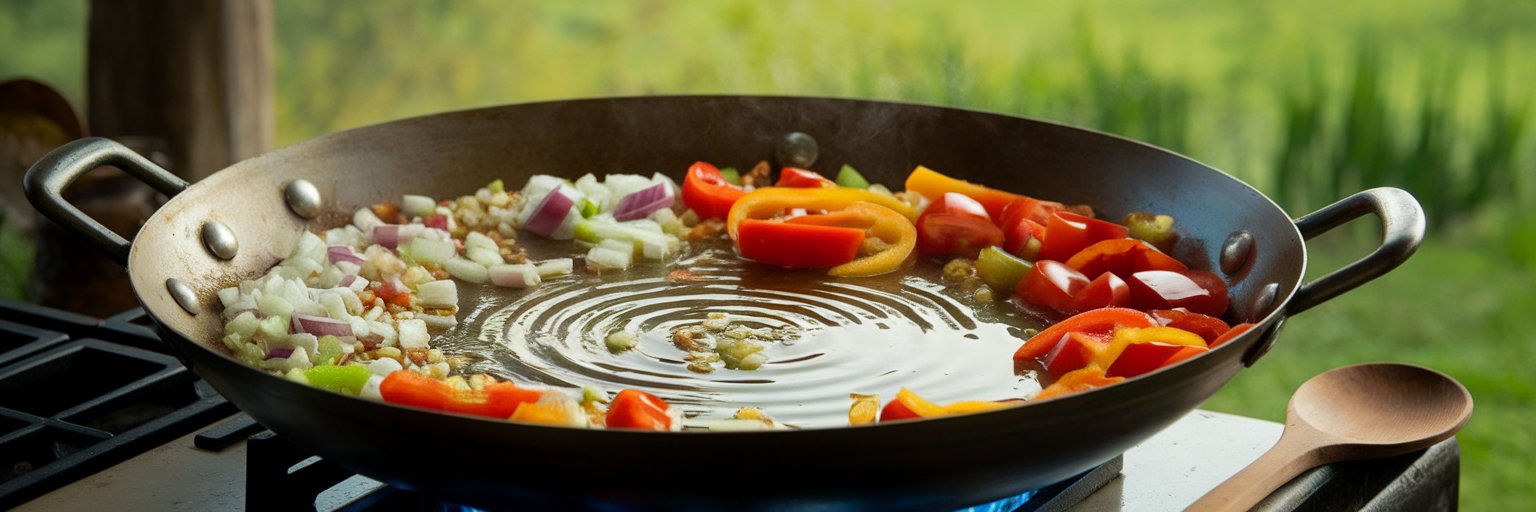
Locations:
1190;362;1473;511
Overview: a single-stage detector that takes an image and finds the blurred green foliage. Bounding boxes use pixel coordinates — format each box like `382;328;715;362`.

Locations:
2;1;1534;509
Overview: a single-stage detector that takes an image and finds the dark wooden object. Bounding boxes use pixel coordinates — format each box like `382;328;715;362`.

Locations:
24;0;272;315
87;0;273;181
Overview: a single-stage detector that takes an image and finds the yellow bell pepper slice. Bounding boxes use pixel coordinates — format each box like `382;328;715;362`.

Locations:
726;187;917;239
941;400;1016;415
1090;326;1207;370
827;202;917;277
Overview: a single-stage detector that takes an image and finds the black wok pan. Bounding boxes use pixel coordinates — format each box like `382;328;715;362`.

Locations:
25;96;1422;510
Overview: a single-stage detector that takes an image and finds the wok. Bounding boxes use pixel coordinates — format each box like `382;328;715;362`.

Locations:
24;96;1423;510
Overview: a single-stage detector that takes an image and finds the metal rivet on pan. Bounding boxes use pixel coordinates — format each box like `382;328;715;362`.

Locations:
166;278;199;315
1250;282;1280;318
776;132;819;169
200;220;238;260
284;179;322;219
1219;231;1255;275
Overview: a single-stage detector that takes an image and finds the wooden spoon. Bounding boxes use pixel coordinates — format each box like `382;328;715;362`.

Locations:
1189;362;1473;511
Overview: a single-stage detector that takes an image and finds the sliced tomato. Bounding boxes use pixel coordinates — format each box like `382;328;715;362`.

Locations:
1037;211;1130;263
736;219;864;268
373;280;413;308
607;389;673;431
1125;270;1230;317
916;213;1004;257
1065;239;1187;279
999;196;1068;229
1013;307;1157;361
926;192;992;220
682;161;746;220
1002;218;1046;260
1149;309;1231;345
1014;260;1089;314
1069;272;1130;313
879;398;922;422
776;167;836;188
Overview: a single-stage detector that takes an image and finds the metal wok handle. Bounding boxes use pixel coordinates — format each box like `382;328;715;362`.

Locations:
1286;187;1425;316
23;137;188;266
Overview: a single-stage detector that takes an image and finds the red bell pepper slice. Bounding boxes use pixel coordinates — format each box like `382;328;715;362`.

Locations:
776;167;836;188
736;219;864;268
682;161;746;220
1105;342;1205;378
1069;272;1131;312
1149;309;1231;345
999;195;1078;229
1013;307;1157;361
606;389;673;430
1065;239;1187;279
1002;218;1046;260
1037;211;1131;263
1043;331;1107;375
380;371;546;419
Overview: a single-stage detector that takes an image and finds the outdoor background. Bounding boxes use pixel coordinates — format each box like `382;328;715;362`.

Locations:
2;1;1532;508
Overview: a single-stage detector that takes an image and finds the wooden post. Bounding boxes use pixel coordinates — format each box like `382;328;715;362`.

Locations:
87;0;273;180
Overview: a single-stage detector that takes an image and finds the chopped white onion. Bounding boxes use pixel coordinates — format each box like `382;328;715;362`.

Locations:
401;194;437;217
416;279;458;308
397;319;430;349
534;258;574;277
489;264;541;288
444;257;490;284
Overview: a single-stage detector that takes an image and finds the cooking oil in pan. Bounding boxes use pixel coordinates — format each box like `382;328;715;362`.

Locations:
437;241;1046;429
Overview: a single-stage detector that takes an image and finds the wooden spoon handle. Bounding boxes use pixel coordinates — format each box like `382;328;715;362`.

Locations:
1186;435;1326;511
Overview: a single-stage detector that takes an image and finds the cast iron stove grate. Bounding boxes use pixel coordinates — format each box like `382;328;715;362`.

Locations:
0;302;236;509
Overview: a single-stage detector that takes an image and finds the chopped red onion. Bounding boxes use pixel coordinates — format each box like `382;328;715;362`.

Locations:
338;274;358;288
524;190;576;237
614;183;674;221
265;347;295;360
328;246;365;265
489;264;540;288
372;224;422;250
292;313;354;337
424;214;449;230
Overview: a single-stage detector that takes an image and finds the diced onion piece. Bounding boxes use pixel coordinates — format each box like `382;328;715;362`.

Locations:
292;313;353;337
217;287;241;308
420;313;458;330
586;244;632;271
466;246;504;267
444;257;490;284
524;189;577;238
464;231;498;253
489;264;541;288
397;319;430;349
374;224;423;249
353;207;385;231
613;183;673;221
367;357;403;377
264;347;295;360
534;258;574;277
256;294;294;318
328;246;366;265
401;194;437;217
416;279;458;308
406;236;456;265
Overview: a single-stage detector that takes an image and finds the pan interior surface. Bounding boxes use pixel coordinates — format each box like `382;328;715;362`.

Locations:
449;236;1044;428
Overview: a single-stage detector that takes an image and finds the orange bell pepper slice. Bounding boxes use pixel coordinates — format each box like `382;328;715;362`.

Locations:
904;165;1028;221
1033;367;1125;401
